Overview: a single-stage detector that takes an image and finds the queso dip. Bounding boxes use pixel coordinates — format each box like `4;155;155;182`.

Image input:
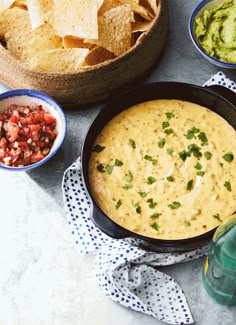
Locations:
89;100;236;239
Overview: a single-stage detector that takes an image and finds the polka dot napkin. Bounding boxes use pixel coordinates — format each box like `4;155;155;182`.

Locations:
62;72;235;325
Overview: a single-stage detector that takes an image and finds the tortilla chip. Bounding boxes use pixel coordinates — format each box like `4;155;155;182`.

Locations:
97;0;105;9
4;15;62;61
63;36;92;49
27;48;89;72
0;7;31;37
0;1;15;13
26;0;53;30
10;0;27;10
83;46;115;66
98;0;120;16
145;0;158;13
118;0;153;21
131;19;153;32
51;0;98;39
86;5;132;56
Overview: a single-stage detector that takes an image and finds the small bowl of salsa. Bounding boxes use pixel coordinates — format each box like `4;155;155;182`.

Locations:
0;89;66;171
189;0;236;69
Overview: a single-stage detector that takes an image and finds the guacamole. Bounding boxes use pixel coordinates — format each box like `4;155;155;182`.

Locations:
194;0;236;63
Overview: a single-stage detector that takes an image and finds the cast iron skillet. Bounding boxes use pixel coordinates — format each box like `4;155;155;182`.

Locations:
81;82;236;252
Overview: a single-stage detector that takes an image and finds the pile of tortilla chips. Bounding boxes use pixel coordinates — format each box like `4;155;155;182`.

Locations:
0;0;159;73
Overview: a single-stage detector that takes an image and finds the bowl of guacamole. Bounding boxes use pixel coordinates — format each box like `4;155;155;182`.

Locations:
189;0;236;68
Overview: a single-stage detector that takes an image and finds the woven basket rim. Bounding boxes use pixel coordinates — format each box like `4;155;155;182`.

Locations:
0;0;164;76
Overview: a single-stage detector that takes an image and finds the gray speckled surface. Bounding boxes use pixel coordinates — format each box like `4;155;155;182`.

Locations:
0;1;236;324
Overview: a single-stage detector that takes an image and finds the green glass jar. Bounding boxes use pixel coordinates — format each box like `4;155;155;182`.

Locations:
202;215;236;305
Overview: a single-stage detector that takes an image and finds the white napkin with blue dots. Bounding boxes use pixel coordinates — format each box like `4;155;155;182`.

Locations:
62;72;236;325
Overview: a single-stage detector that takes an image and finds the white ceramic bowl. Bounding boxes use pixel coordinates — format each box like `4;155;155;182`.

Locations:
0;89;66;171
189;0;236;69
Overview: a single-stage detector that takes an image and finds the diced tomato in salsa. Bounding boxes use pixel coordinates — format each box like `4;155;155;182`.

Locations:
0;103;57;167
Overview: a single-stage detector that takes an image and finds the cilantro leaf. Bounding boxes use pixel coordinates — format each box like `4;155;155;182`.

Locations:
152;159;158;166
198;132;208;146
162;121;170;129
194;162;202;170
144;155;153;161
126;171;133;182
222;152;234;162
92;144;106;152
166;112;175;120
115;200;122;210
151;222;159;231
185;127;200;139
166;148;174;155
150;213;161;219
188;144;202;158
106;164;114;175
213;213;222;221
138;191;148;198
122;183;133;190
164;128;174;135
128;139;136;149
178;150;191;161
224;181;232;192
168;201;181;209
115;159;123;166
204;152;212;160
183;221;191;226
166;175;174;182
135;203;141;214
187;180;193;191
158;138;165;148
197;171;205;176
147;198;157;208
147;176;157;185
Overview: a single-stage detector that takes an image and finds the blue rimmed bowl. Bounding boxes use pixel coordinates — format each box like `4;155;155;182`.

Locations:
189;0;236;69
0;88;67;171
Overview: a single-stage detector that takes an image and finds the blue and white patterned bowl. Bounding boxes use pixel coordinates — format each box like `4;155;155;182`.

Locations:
0;88;67;171
189;0;236;69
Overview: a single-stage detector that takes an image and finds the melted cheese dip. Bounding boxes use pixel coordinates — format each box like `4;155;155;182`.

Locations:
89;100;236;239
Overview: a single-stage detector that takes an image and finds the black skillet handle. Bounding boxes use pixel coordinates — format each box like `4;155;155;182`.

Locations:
205;84;236;107
91;204;130;239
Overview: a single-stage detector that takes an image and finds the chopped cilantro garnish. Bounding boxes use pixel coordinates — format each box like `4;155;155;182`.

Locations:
158;138;165;148
115;200;122;210
178;150;191;161
128;139;136;149
162;121;170;129
222;152;234;162
152;159;158;166
166;112;175;120
97;163;105;173
151;222;159;231
194;162;202;170
183;221;191;226
135;203;141;214
166;175;174;182
115;159;123;166
168;201;181;209
147;198;157;208
106;164;114;175
198;132;208;146
150;213;161;219
197;171;205;176
219;162;224;167
164;128;174;135
166;148;174;155
126;171;133;182
204;152;212;160
224;181;232;192
188;144;202;158
147;176;157;185
213;213;222;221
138;191;148;198
185;127;200;139
122;183;133;190
92;144;105;152
187;180;193;191
144;155;153;161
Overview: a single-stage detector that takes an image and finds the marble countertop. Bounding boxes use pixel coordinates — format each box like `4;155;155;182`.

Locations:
0;1;236;324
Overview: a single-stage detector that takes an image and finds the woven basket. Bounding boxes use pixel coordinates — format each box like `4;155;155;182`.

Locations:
0;1;169;108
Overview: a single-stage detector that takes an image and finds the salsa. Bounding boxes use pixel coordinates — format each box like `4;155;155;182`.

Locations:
0;103;57;167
